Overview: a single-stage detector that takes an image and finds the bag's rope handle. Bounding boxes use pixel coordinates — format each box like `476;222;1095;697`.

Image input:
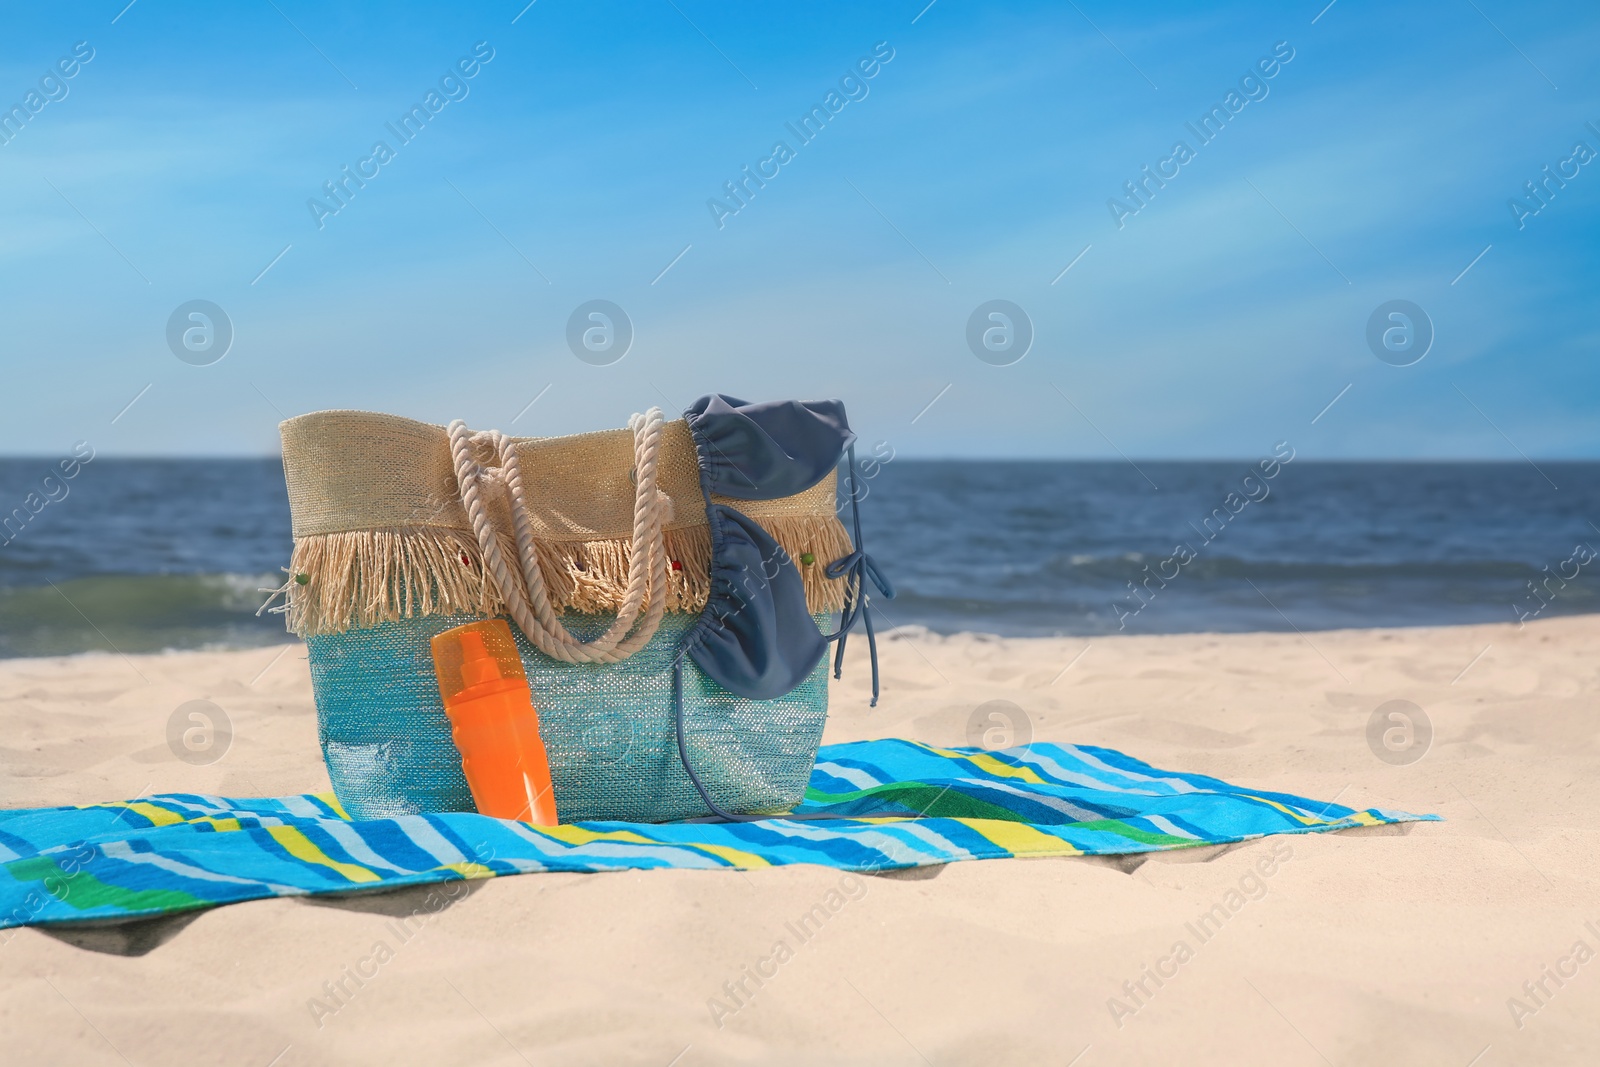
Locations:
447;409;670;663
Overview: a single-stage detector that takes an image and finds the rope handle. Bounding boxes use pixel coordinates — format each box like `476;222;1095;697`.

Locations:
447;410;671;664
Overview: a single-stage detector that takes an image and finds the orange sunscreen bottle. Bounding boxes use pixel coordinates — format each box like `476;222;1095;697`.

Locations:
430;620;559;825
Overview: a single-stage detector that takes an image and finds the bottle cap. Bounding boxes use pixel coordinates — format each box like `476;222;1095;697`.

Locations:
431;619;527;703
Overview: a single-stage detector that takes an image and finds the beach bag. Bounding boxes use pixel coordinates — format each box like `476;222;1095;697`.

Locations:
275;396;890;823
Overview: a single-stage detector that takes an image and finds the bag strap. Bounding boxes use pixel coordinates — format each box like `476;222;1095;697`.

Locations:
447;409;671;664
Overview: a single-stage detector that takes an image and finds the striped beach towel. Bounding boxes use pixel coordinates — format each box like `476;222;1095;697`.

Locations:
0;740;1435;931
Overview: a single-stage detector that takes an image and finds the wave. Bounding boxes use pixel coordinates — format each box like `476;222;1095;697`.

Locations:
1043;553;1570;583
2;555;1595;657
0;573;294;659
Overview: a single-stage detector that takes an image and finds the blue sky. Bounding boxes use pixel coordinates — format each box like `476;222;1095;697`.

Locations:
1;0;1596;458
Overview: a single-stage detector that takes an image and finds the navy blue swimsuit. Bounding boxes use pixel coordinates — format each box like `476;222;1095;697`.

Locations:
673;395;893;820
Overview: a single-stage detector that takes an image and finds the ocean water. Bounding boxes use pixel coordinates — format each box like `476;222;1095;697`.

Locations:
0;459;292;658
0;456;1595;657
860;459;1600;637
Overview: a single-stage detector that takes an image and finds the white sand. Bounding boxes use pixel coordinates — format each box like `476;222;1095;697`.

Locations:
2;616;1597;1065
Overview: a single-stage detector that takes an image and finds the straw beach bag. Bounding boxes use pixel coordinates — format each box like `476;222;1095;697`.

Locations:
275;396;890;823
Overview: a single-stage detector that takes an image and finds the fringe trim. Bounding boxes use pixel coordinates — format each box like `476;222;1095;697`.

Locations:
281;517;854;636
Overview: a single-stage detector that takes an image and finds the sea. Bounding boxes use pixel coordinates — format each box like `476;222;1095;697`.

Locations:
0;456;1596;657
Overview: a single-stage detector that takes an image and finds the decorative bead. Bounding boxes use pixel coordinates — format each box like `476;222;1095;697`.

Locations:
671;560;683;571
294;573;310;585
800;552;815;566
459;552;471;567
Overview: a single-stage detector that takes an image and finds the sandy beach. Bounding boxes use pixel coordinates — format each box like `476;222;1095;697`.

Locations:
2;614;1597;1066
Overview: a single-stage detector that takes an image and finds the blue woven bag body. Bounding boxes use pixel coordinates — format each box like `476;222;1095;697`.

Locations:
278;396;889;824
308;611;831;822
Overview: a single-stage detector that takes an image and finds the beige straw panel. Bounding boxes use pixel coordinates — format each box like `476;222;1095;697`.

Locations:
278;410;851;635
